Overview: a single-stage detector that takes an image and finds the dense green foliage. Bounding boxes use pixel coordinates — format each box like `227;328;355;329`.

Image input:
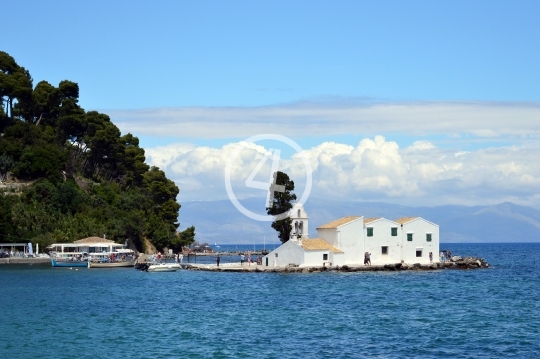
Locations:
266;171;297;243
0;51;194;252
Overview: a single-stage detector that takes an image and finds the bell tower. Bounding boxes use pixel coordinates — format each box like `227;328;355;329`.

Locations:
290;202;308;243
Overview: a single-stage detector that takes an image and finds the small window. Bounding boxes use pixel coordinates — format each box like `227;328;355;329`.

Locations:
298;209;301;217
426;233;432;242
382;246;388;255
391;227;397;236
323;253;328;260
367;228;374;237
407;233;413;241
416;250;422;257
275;253;278;257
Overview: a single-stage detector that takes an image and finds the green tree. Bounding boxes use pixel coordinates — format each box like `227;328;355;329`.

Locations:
170;226;196;253
0;153;13;181
0;52;33;121
32;81;60;125
0;52;184;253
266;171;297;243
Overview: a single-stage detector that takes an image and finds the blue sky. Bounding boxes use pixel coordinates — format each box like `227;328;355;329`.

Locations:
3;1;540;208
5;1;539;109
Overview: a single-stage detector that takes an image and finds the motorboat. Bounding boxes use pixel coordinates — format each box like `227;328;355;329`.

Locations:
147;262;181;272
135;260;181;272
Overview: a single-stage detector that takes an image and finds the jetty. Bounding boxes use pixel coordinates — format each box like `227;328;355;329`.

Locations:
0;257;50;265
180;256;490;273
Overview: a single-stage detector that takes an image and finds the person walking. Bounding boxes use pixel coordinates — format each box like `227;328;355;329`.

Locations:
240;254;245;266
366;252;371;266
429;252;433;263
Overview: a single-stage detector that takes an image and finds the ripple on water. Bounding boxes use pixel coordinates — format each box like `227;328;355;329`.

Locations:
1;243;540;358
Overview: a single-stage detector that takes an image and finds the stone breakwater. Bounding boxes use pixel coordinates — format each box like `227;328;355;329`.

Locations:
181;256;490;273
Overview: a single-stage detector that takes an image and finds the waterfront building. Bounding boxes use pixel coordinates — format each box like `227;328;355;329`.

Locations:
263;204;439;267
48;236;127;254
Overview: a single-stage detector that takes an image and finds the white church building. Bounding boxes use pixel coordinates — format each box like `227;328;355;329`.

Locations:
263;203;439;267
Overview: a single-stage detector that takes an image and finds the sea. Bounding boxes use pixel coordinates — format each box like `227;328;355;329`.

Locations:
1;243;539;359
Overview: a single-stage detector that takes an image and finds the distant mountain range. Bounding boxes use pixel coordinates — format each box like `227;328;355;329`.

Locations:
177;198;540;244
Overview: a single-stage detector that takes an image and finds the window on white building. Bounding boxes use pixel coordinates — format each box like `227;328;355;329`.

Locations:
416;250;422;257
426;233;432;242
407;233;413;241
323;253;328;260
391;227;397;236
275;253;278;257
367;228;374;237
382;246;388;255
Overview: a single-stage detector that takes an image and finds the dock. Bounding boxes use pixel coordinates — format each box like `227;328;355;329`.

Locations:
0;257;50;265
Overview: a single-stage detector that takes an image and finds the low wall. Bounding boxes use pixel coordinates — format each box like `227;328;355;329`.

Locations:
0;258;50;265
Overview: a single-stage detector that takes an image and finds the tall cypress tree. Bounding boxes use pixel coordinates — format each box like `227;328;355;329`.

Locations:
266;171;297;243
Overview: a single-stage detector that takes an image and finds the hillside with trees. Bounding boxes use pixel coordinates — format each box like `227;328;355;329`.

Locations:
0;51;194;253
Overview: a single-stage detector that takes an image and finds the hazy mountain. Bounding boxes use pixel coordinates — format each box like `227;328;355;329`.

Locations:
177;198;540;244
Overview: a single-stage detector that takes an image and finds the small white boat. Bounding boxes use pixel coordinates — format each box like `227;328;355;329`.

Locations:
147;263;181;272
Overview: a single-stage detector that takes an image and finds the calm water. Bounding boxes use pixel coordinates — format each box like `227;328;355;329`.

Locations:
1;243;539;358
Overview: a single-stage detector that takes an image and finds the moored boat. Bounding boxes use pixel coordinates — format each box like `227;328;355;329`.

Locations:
147;263;181;272
87;249;137;268
50;253;89;267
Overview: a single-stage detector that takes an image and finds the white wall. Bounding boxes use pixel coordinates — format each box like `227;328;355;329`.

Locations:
364;219;402;264
304;250;324;266
317;229;338;247
337;218;365;265
330;252;345;266
263;240;304;267
401;218;439;264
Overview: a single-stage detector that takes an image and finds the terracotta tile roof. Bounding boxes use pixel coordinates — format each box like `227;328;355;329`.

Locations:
363;217;381;224
74;237;116;244
395;217;419;224
301;238;343;253
317;216;362;229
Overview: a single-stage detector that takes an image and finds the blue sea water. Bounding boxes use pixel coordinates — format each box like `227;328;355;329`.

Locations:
1;243;539;359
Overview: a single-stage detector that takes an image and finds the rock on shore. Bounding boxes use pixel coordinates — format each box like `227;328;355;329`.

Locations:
180;256;490;273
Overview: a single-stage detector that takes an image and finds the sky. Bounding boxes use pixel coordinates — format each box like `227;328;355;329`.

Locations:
3;0;540;211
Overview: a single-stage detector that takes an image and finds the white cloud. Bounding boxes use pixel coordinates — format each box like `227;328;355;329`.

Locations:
108;101;540;140
145;137;540;209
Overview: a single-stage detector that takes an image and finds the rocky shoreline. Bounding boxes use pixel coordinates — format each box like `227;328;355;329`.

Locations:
180;256;490;273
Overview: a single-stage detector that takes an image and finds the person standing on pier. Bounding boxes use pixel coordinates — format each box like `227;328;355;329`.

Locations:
429;252;433;263
240;254;245;266
216;255;221;267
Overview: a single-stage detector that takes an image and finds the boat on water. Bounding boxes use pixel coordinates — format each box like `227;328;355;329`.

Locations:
135;258;181;272
146;262;181;272
50;253;89;267
48;237;136;268
87;249;137;268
